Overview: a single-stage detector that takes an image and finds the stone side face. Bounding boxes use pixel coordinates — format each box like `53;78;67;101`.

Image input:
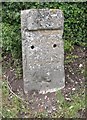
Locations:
21;9;65;94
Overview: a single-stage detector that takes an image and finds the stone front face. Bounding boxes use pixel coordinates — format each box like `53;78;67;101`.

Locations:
21;9;65;94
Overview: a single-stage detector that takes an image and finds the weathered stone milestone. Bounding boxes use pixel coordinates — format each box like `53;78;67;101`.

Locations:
21;9;65;94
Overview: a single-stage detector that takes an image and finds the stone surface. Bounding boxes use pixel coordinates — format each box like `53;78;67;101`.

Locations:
21;9;65;94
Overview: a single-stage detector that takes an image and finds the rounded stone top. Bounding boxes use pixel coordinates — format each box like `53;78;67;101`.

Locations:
21;9;64;30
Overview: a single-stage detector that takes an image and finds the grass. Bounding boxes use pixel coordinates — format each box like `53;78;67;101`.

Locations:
64;40;74;53
2;80;31;118
1;2;86;118
57;89;85;118
2;41;86;118
2;79;85;118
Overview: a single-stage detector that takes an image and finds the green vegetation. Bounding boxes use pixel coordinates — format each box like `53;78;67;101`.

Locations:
2;2;86;58
56;90;85;118
2;80;85;118
2;80;30;118
2;2;86;118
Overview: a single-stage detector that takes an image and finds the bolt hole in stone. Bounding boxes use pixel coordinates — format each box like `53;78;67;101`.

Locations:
53;44;57;48
31;45;34;49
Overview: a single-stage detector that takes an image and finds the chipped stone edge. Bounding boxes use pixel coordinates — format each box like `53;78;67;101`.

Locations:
39;85;65;94
24;85;65;95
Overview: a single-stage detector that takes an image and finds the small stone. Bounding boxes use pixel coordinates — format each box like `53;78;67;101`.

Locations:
10;95;13;99
75;81;78;84
80;81;83;84
45;95;47;99
36;98;38;101
65;94;68;97
72;88;75;91
39;98;42;101
65;97;71;101
79;64;83;68
7;109;10;112
46;97;49;100
68;87;71;90
57;100;60;103
48;109;52;114
38;103;41;107
52;106;56;111
31;107;34;110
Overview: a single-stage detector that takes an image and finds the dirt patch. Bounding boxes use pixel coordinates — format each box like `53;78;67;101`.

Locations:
2;45;86;116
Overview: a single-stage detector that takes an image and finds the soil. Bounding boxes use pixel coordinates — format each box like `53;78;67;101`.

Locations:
2;45;86;117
